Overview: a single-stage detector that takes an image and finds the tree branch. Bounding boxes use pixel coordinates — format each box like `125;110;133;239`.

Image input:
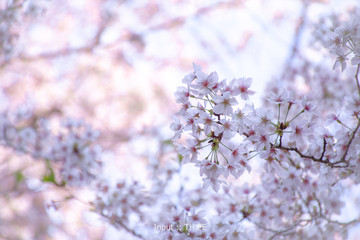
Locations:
271;139;330;166
272;117;360;168
355;64;360;98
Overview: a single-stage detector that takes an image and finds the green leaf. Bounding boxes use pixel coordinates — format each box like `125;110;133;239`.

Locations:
42;168;56;184
42;159;57;184
14;170;25;183
178;154;183;164
162;139;173;145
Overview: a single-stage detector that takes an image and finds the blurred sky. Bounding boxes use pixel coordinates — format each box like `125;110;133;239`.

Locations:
22;0;358;109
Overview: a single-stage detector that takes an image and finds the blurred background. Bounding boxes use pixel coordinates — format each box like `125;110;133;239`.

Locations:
0;0;359;239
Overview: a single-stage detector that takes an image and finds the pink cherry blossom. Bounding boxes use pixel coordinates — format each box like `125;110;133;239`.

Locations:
213;92;237;115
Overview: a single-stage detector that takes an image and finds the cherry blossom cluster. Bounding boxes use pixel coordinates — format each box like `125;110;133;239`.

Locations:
327;16;360;71
170;60;360;237
149;187;254;240
0;1;20;61
92;179;257;239
92;180;154;237
171;63;332;191
0;109;102;187
0;0;44;63
166;12;360;238
171;63;256;191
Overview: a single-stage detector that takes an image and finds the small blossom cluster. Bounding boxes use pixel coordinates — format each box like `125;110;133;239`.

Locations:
93;180;154;230
149;187;255;240
0;2;20;62
0;109;102;187
0;1;42;63
326;17;360;71
50;118;102;186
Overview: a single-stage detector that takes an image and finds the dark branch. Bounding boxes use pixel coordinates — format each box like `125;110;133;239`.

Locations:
271;138;329;165
272;118;360;168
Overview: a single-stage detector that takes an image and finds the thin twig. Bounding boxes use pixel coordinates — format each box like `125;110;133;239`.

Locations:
355;64;360;98
99;212;146;240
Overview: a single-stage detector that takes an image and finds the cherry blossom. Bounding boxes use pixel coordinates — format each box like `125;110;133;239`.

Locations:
213;91;237;115
231;77;255;100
